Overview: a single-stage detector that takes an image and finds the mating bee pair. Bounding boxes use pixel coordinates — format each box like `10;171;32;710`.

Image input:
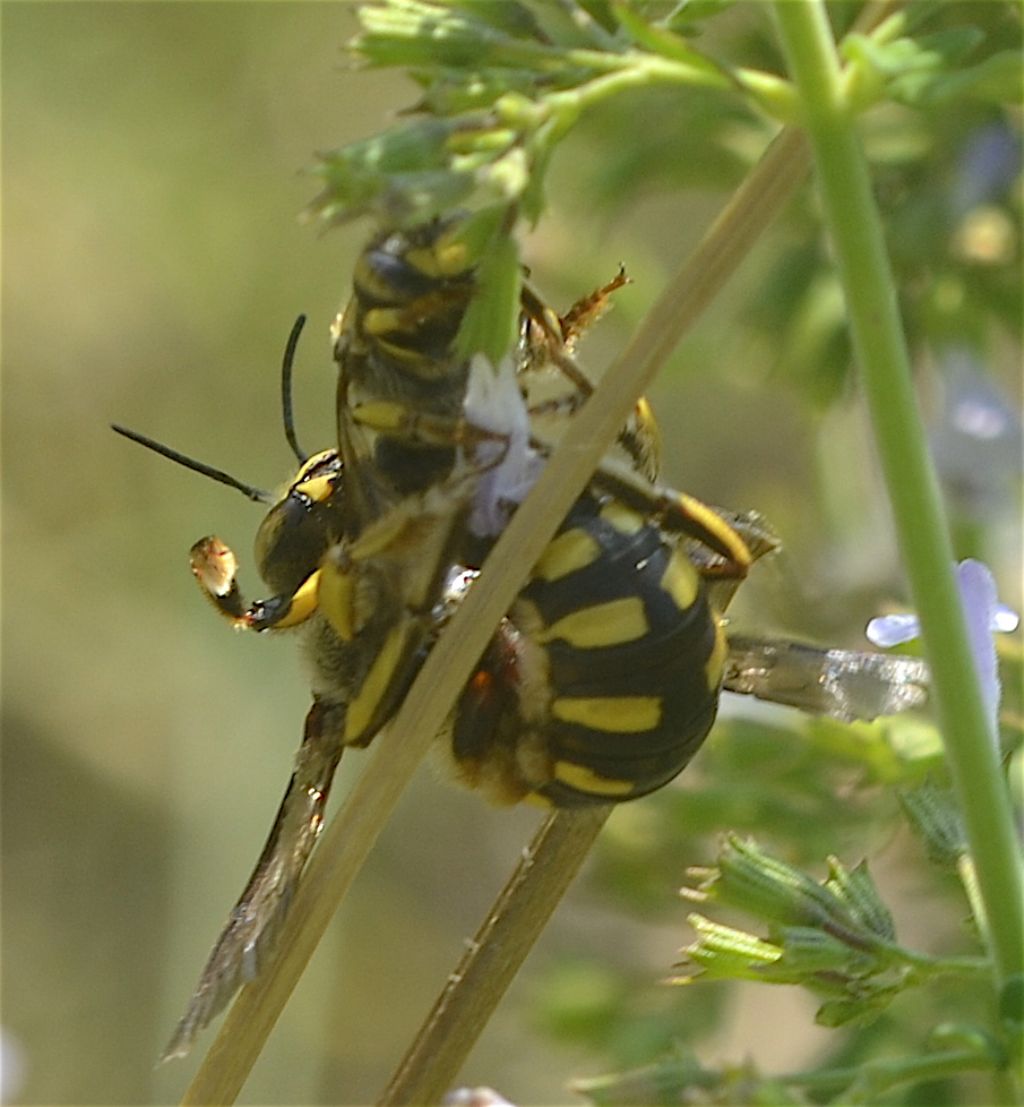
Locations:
115;217;929;1058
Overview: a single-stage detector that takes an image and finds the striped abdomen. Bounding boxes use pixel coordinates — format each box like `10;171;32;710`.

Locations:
450;492;726;806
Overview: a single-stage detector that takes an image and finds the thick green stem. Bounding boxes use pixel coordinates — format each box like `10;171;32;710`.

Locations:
772;0;1022;997
784;1045;996;1102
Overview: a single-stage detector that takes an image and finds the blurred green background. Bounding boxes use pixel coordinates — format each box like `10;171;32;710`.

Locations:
3;4;1020;1105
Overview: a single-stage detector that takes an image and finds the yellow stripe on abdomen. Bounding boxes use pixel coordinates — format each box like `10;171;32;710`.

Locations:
553;761;637;797
551;695;661;733
533;528;601;581
537;597;648;648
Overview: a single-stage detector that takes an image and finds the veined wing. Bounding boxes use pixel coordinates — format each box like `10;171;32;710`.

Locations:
724;634;930;723
161;700;344;1061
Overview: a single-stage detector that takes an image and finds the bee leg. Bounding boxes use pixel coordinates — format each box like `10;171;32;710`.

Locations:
588;466;753;580
520;269;631;378
349;402;461;448
557;266;631;348
316;486;476;746
526;393;660;482
349;401;510;464
520;281;661;481
656;491;752;580
189;536;321;632
315;544;439;748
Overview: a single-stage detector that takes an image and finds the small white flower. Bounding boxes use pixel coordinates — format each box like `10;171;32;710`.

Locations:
463;353;543;538
866;559;1019;733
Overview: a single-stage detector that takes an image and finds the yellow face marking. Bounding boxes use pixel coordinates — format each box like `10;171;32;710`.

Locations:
287;450;340;502
538;597;648;649
533;528;601;582
599;500;645;535
553;761;636;797
295;449;337;479
704;623;729;690
294;474;334;506
660;549;699;611
552;696;661;733
270;570;321;629
344;621;416;744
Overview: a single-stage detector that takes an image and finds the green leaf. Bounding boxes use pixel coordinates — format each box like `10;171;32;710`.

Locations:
842;27;985;80
520;0;623;51
454;219;521;362
911;50;1024;107
998;974;1024;1036
898;781;968;868
355;0;566;71
840;26;1021;110
680;913;783;980
825;858;897;942
815;987;902;1028
611;2;726;76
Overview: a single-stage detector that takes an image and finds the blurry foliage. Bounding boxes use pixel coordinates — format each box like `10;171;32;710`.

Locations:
316;1;1021;413
4;1;1021;1104
590;713;944;913
552;5;1023;409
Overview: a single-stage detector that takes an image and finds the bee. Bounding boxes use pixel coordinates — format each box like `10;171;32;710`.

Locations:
115;317;490;1060
331;217;660;512
114;226;930;1058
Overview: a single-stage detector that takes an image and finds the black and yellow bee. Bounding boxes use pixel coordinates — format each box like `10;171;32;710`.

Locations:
114;220;929;1059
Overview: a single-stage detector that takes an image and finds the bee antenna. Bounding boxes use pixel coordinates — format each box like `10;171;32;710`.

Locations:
281;314;308;465
111;424;273;504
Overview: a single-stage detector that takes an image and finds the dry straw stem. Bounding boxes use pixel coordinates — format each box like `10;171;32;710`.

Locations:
380;805;613;1106
179;121;810;1107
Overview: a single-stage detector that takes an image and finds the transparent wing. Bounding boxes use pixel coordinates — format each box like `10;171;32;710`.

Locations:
723;634;930;723
161;700;344;1061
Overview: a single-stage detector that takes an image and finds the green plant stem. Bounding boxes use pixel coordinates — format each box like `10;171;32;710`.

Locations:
783;1045;995;1103
772;0;1023;997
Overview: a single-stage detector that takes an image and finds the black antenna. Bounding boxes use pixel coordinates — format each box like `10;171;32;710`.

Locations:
111;424;273;504
281;314;308;465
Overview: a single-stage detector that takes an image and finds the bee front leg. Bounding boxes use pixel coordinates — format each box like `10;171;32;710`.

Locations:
190;536;321;632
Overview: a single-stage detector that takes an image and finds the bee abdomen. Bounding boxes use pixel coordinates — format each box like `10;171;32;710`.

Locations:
452;493;726;807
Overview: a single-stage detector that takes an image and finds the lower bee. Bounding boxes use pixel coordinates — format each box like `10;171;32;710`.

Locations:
114;321;496;1058
114;261;929;1062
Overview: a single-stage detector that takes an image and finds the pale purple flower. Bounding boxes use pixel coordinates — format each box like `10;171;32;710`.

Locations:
866;559;1019;735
